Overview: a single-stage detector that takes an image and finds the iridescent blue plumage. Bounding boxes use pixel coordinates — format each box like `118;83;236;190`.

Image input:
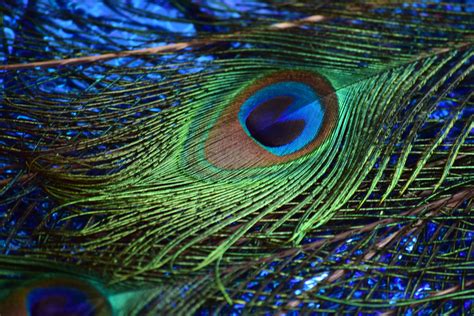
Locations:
0;0;472;315
28;286;96;316
0;278;111;316
203;70;338;169
238;81;324;156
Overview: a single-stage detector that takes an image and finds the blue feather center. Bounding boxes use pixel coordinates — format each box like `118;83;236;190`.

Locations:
27;287;97;316
238;82;325;156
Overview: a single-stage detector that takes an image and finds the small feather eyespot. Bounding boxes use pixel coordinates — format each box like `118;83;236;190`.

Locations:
1;278;112;316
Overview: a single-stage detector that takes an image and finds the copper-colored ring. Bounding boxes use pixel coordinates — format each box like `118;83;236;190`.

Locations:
205;70;338;169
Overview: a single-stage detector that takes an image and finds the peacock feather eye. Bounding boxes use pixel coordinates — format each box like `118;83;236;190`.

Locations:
2;1;472;313
204;70;338;169
1;278;112;316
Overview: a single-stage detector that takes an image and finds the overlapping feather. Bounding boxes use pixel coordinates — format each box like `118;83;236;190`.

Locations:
0;0;473;314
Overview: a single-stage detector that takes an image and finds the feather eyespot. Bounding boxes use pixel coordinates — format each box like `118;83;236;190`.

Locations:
205;70;338;169
1;278;112;316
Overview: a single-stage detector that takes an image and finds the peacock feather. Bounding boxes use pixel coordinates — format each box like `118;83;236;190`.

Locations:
0;0;473;314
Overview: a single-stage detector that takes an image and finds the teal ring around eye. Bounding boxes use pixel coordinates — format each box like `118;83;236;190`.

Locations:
238;81;325;156
202;70;338;169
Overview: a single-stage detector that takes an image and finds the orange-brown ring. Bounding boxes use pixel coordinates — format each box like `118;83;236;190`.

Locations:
204;70;338;169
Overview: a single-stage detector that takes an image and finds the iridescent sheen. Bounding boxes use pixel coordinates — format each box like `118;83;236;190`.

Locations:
0;278;112;316
238;81;325;156
205;70;338;169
